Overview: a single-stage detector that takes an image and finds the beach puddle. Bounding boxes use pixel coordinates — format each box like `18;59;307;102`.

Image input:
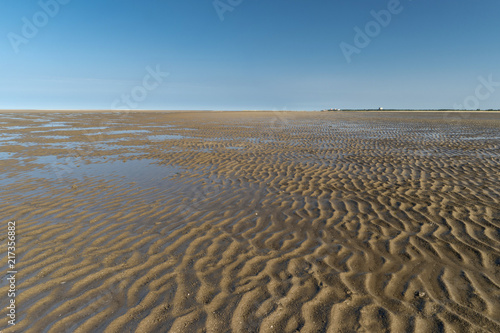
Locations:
0;152;15;159
39;135;72;139
148;134;185;141
106;130;150;135
37;122;70;128
6;157;183;188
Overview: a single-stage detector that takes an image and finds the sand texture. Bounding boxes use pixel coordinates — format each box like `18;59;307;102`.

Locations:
0;111;499;332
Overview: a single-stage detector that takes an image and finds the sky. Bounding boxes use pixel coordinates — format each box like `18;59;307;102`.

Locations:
0;0;499;111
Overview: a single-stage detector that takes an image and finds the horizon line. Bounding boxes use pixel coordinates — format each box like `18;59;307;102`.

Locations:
1;108;500;113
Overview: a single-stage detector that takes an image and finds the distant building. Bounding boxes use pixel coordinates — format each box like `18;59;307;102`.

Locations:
379;107;384;110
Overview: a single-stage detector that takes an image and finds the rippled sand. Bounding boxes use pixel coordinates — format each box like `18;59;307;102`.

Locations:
1;111;499;332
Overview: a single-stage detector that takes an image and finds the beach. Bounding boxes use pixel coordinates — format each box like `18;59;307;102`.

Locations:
1;111;499;332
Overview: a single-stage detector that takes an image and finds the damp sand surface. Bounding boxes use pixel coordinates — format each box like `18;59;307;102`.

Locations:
1;111;500;332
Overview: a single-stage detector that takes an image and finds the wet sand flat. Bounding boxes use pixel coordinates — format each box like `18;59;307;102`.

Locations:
0;111;499;332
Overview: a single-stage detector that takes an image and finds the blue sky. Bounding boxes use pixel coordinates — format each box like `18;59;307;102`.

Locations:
0;0;499;110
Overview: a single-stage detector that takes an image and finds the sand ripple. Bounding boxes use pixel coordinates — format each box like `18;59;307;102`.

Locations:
1;111;499;332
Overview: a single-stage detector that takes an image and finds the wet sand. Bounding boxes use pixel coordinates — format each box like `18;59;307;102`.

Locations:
0;111;499;332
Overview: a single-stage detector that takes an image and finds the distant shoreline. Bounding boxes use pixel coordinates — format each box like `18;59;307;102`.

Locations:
1;109;499;113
